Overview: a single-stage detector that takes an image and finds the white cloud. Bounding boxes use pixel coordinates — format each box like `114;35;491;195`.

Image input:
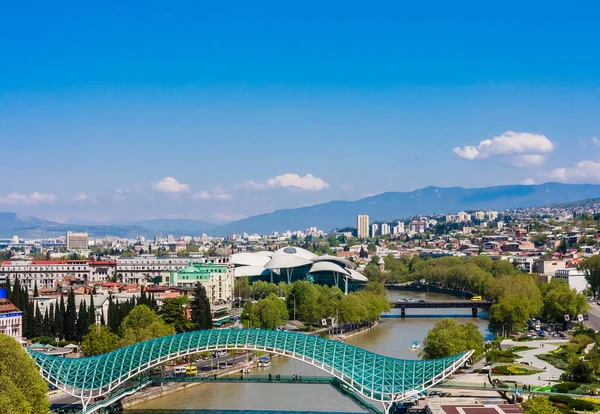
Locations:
522;178;536;185
74;193;89;201
550;160;600;183
512;154;546;167
453;131;555;166
592;137;600;146
243;173;329;191
453;146;479;160
152;177;190;193
191;186;232;201
0;192;56;205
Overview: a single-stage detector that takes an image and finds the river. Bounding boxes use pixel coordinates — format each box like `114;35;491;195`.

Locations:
125;290;492;413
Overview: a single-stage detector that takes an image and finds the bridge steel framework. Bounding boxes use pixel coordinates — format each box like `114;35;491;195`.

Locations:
28;329;473;413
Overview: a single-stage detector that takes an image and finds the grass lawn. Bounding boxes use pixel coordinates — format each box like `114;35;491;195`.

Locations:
492;365;543;376
510;346;537;353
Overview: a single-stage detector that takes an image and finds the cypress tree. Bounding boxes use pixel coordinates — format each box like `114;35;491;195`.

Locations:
33;282;39;298
34;304;43;338
64;290;77;341
25;301;35;339
48;302;55;337
55;297;65;340
100;311;106;326
190;283;212;330
88;295;96;327
76;300;88;341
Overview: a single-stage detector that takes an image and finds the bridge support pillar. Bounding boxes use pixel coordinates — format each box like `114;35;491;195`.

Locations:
401;307;406;318
472;307;478;318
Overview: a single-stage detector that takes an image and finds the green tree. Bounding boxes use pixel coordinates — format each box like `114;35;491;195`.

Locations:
288;281;320;323
159;297;194;333
542;278;589;323
234;277;252;303
367;243;377;253
120;305;176;346
254;294;289;329
489;295;532;335
241;301;260;328
0;333;49;414
363;263;382;282
81;325;120;356
190;283;213;330
521;396;560;414
579;255;600;297
422;318;484;360
64;290;77;341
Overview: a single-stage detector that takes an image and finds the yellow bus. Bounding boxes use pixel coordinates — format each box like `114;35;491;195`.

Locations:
471;295;482;301
186;365;198;376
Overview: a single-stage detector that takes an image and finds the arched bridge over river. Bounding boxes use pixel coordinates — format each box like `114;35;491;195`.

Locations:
28;329;472;413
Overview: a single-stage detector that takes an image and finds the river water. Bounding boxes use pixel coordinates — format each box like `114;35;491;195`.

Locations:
125;290;492;413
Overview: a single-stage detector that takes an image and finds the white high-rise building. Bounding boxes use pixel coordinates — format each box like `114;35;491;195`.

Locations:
487;211;499;221
357;215;370;239
167;234;175;243
381;223;391;236
474;211;485;220
66;232;89;250
371;223;379;237
392;222;405;235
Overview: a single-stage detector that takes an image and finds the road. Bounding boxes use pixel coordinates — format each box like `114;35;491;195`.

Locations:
586;301;600;331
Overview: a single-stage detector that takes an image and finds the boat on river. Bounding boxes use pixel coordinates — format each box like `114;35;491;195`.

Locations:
411;341;420;350
257;356;271;367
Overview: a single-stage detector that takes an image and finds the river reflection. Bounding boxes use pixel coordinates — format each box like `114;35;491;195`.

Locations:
125;290;492;413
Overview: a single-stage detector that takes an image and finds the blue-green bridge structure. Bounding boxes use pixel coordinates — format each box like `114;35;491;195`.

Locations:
28;329;473;413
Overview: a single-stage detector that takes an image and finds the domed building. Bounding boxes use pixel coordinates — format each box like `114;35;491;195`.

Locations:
231;247;367;294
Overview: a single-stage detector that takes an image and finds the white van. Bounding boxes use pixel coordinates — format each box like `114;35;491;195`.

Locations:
173;366;187;376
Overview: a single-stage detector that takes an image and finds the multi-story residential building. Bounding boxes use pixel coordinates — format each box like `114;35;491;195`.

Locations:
457;212;471;223
371;223;379;238
357;215;369;239
474;211;485;221
487;211;499;221
410;221;426;234
160;262;234;304
0;260;116;290
116;255;229;285
392;222;405;235
380;223;391;236
0;288;22;340
66;232;89;250
554;269;589;293
535;260;567;276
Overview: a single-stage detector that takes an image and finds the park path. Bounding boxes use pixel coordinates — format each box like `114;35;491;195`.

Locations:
493;339;568;386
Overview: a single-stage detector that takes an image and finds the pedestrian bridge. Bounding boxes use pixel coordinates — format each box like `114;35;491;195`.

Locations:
28;329;472;413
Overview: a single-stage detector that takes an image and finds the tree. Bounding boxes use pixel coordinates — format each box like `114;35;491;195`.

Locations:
81;325;120;356
568;359;595;383
64;290;77;341
363;263;382;282
542;278;589;323
253;294;289;329
422;319;484;360
579;255;600;297
0;333;50;413
120;305;176;346
234;277;252;304
159;297;194;333
241;301;260;328
190;283;213;330
76;300;88;341
521;396;560;414
489;295;532;335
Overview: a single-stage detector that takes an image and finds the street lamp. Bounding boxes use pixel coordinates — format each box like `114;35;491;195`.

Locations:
289;293;296;321
329;300;340;335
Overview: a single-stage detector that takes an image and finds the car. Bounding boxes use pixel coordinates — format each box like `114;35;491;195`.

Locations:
418;299;427;303
596;302;600;306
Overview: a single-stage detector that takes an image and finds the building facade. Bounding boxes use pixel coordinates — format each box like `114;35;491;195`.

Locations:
160;262;234;304
0;260;115;290
370;223;379;237
381;223;391;236
66;232;89;250
554;269;590;293
116;255;230;285
0;288;22;340
357;215;369;239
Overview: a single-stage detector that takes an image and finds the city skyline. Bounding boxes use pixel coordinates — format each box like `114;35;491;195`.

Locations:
1;2;600;223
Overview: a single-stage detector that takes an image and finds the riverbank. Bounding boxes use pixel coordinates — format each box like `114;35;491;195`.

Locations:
330;321;379;341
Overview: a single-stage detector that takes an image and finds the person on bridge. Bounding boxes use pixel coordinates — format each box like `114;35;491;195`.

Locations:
269;373;272;381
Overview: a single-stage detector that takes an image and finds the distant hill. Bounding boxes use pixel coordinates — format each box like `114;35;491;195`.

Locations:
134;218;216;234
0;212;56;230
209;182;600;235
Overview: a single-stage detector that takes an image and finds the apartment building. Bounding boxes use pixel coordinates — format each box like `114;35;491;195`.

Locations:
357;215;369;239
0;260;116;290
380;223;391;236
116;255;230;285
0;288;22;340
160;262;234;304
66;232;89;250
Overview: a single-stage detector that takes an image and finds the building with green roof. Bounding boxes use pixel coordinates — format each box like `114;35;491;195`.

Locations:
160;262;234;305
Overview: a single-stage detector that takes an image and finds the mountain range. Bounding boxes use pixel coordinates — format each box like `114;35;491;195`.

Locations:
2;182;600;238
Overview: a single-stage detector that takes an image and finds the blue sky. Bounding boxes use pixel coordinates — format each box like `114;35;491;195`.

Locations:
1;1;599;223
